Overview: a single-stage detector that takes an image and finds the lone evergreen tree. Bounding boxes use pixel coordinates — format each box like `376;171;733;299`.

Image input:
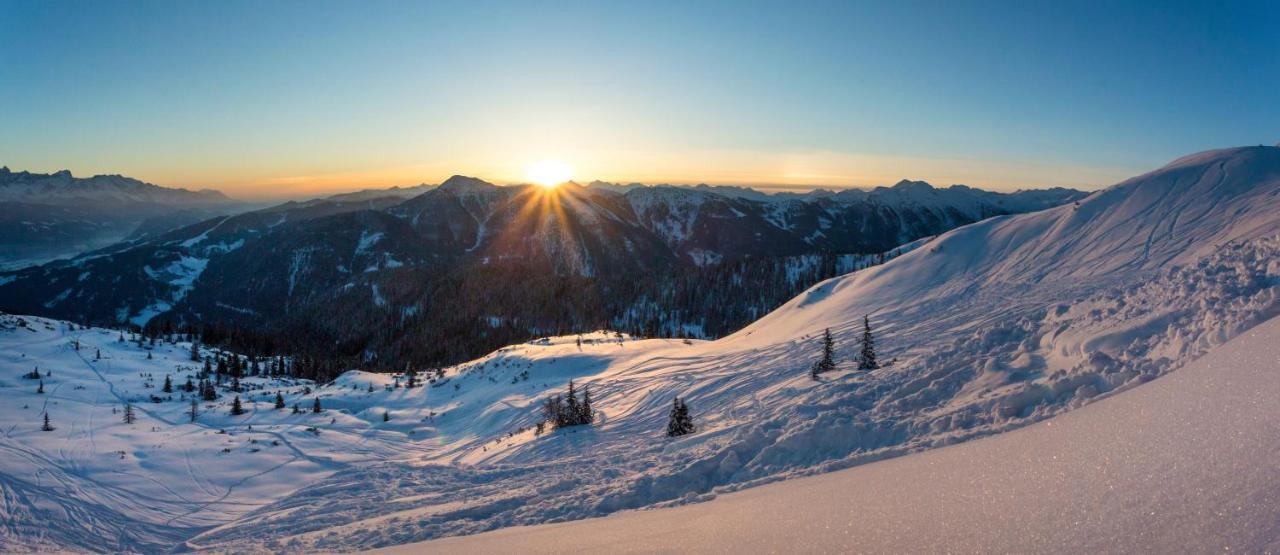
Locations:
666;397;695;437
812;328;836;378
123;403;136;424
36;379;44;394
190;341;201;362
162;374;173;393
858;315;879;371
274;392;286;409
42;413;54;432
146;351;152;360
382;410;390;422
230;396;244;416
188;398;199;422
184;376;195;393
312;397;322;413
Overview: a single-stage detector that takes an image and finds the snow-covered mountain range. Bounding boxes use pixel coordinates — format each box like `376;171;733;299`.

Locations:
0;175;1081;370
0;167;229;205
0;168;241;271
0;145;1275;552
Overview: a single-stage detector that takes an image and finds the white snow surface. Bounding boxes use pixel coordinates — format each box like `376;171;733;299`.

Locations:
390;313;1280;554
192;146;1280;552
1;146;1278;552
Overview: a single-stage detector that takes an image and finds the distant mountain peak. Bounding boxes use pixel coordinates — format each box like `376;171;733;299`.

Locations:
438;175;498;194
889;179;936;192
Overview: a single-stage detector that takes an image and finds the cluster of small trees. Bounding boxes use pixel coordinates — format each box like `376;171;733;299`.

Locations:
810;314;879;380
536;380;594;433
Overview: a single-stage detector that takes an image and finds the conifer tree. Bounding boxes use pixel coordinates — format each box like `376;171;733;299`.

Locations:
812;328;836;378
201;379;218;401
275;392;286;409
184;376;195;393
162;375;173;393
188;398;199;422
190;341;201;362
123;403;136;424
42;412;54;432
36;380;44;394
312;397;322;413
382;410;390;422
146;351;153;360
565;381;581;425
95;349;101;360
230;396;244;416
858;315;879;371
666;397;695;437
292;404;301;414
580;386;594;426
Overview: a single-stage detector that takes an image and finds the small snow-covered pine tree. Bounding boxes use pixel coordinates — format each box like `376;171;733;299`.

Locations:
312;397;322;413
858;315;879;371
188;398;199;422
812;328;836;378
274;393;285;409
42;413;54;432
666;397;695;437
162;375;172;393
123;403;136;424
230;396;244;416
565;381;581;426
579;386;594;426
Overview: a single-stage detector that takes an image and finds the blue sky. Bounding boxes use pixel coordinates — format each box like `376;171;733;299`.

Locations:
2;0;1277;198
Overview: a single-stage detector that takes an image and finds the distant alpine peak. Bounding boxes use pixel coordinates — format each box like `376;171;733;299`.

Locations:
438;175;498;193
887;179;937;193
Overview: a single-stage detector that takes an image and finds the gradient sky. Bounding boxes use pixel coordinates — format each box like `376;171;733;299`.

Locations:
2;0;1278;199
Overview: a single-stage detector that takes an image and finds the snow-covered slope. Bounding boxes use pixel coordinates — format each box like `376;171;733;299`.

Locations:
1;146;1277;552
394;312;1280;554
186;146;1280;551
0;314;459;552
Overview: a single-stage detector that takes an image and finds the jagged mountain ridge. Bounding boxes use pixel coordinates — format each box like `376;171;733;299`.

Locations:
0;168;243;270
0;166;228;205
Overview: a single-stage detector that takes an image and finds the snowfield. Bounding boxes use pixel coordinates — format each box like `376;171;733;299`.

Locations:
0;146;1277;552
390;312;1280;554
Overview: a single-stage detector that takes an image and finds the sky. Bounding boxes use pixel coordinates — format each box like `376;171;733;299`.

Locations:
2;0;1278;200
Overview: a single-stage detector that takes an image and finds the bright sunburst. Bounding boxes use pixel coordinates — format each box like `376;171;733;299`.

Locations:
525;159;573;188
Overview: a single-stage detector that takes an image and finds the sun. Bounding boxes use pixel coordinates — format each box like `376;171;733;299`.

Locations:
525;159;574;188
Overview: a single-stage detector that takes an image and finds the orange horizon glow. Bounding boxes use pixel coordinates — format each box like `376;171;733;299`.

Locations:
20;149;1131;202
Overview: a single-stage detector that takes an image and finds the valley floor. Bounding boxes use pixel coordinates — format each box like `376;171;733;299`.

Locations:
384;314;1280;554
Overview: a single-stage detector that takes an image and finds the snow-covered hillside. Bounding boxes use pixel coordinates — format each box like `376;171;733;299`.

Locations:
186;146;1280;551
1;146;1277;552
393;312;1280;554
